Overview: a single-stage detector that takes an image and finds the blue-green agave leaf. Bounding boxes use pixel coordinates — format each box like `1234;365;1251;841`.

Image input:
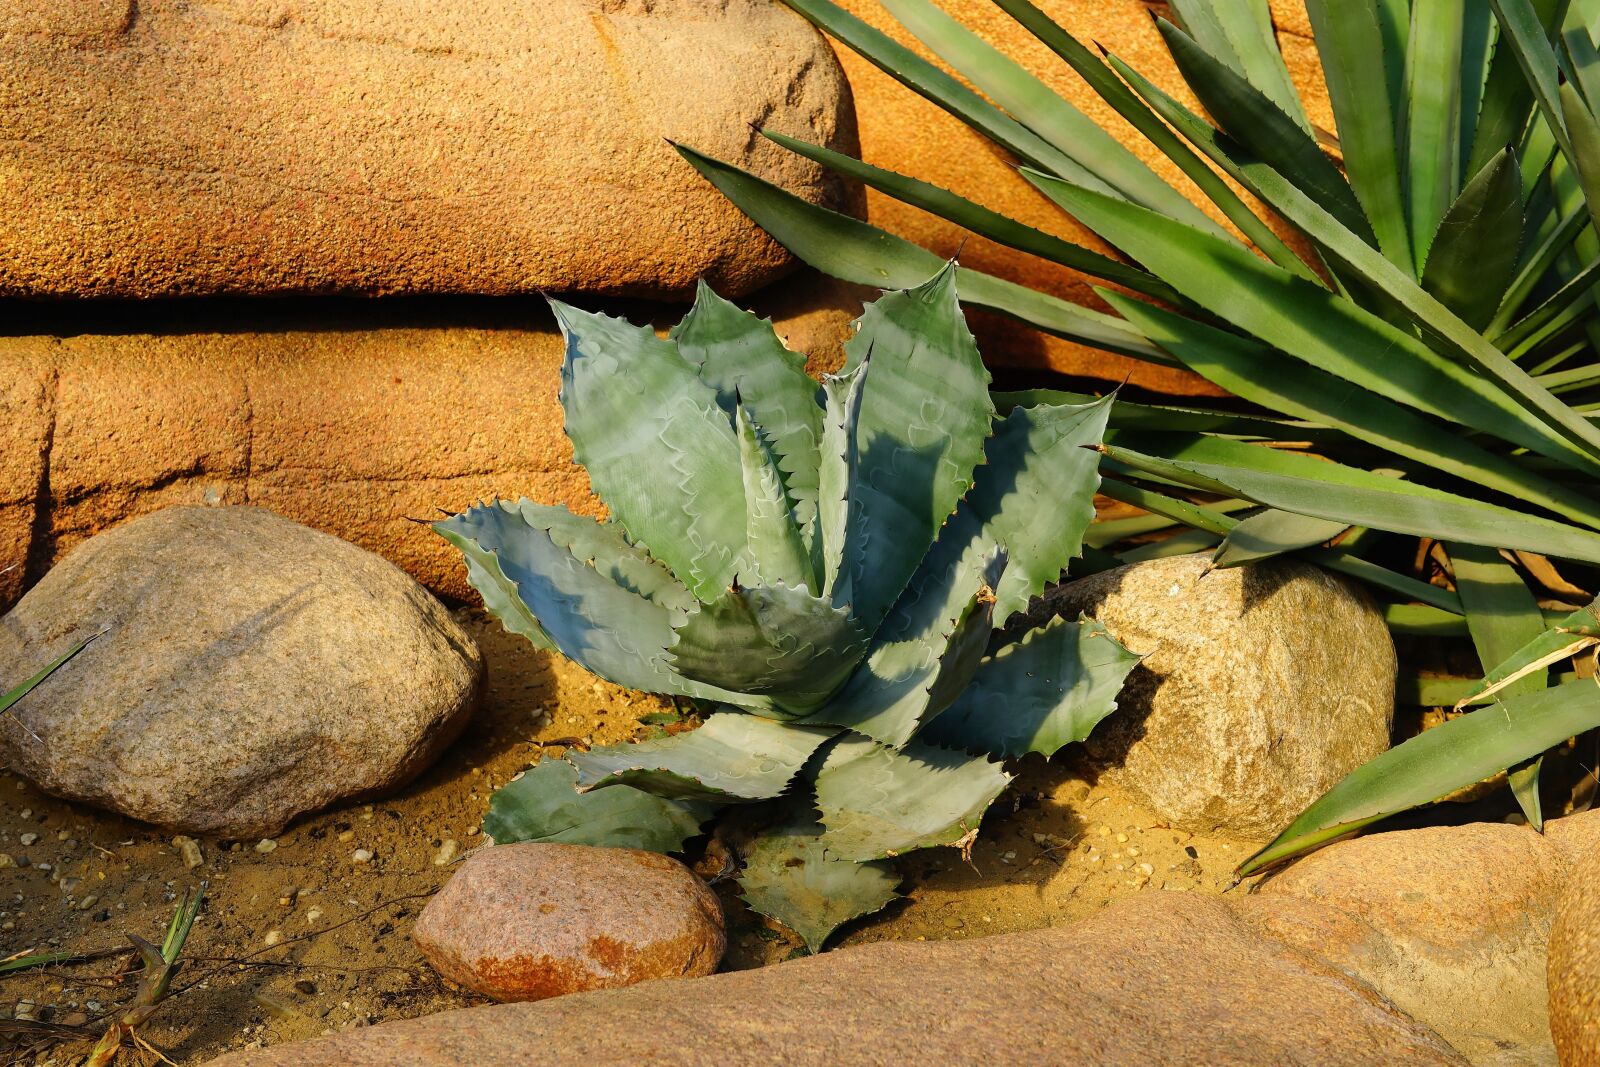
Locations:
668;583;870;715
967;395;1113;624
923;615;1141;759
483;760;714;853
672;281;826;550
836;264;994;628
553;300;747;601
435;502;757;706
570;711;837;802
738;819;901;953
804;526;1005;747
734;404;814;592
817;363;865;599
814;736;1012;861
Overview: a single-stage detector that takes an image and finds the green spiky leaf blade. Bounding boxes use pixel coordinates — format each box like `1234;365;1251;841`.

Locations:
836;264;994;628
738;820;901;953
814;737;1011;861
483;760;713;852
923;615;1141;759
554;300;747;601
569;711;837;802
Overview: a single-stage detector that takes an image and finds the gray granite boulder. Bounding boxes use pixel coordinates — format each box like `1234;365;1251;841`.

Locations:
0;505;481;836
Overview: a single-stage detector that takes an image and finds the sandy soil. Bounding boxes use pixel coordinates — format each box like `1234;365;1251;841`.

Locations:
0;608;1257;1066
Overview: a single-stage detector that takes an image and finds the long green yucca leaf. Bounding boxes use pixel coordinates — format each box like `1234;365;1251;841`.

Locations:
986;0;1304;271
835;265;994;629
570;712;836;802
1099;435;1600;564
553;301;747;601
1169;0;1309;131
483;760;714;853
1498;254;1600;350
1493;207;1588;332
1303;0;1413;273
668;583;869;715
437;505;759;709
922;615;1141;759
1404;0;1467;265
1472;0;1570;175
1450;542;1550;689
1398;673;1484;704
968;395;1113;623
1450;540;1551;826
1211;510;1351;568
1309;544;1467;613
1566;17;1600;105
1460;2;1498;174
1459;596;1600;704
1097;50;1329;284
1033;174;1600;478
672;281;824;554
1421;150;1526;328
1560;79;1600;236
775;0;1102;188
1156;18;1376;248
673;143;1169;363
814;736;1012;861
1056;158;1600;477
1096;476;1238;539
873;0;1225;236
1238;678;1600;874
760;130;1181;304
994;388;1306;440
1099;290;1600;529
738;819;901;953
1385;602;1475;636
734;404;814;592
803;532;1004;748
1;629;100;715
1086;497;1256;549
1492;0;1576;159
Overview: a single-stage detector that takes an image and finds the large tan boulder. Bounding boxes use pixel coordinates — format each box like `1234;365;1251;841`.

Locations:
1042;553;1395;838
831;0;1328;392
0;274;863;606
209;892;1464;1066
1549;839;1600;1064
0;0;857;299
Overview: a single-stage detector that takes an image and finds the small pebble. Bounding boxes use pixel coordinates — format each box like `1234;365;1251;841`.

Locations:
254;839;278;854
1115;832;1128;843
76;895;99;911
18;833;37;846
172;836;204;869
1126;846;1140;857
263;930;282;946
18;809;30;819
55;830;69;841
305;907;324;923
351;849;373;864
337;830;354;843
433;839;459;866
0;855;12;869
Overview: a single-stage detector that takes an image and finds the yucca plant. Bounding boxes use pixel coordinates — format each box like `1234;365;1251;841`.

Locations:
678;0;1600;872
436;268;1140;949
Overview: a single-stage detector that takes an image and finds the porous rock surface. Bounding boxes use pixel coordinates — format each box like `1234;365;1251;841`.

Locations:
210;891;1465;1066
1042;553;1395;838
0;505;482;836
0;0;857;299
412;843;725;1002
0;272;866;607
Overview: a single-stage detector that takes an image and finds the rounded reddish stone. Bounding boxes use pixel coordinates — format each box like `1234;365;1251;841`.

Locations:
413;843;725;1002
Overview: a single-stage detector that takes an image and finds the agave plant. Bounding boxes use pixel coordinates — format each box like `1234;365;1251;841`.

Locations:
436;268;1140;950
679;0;1600;871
